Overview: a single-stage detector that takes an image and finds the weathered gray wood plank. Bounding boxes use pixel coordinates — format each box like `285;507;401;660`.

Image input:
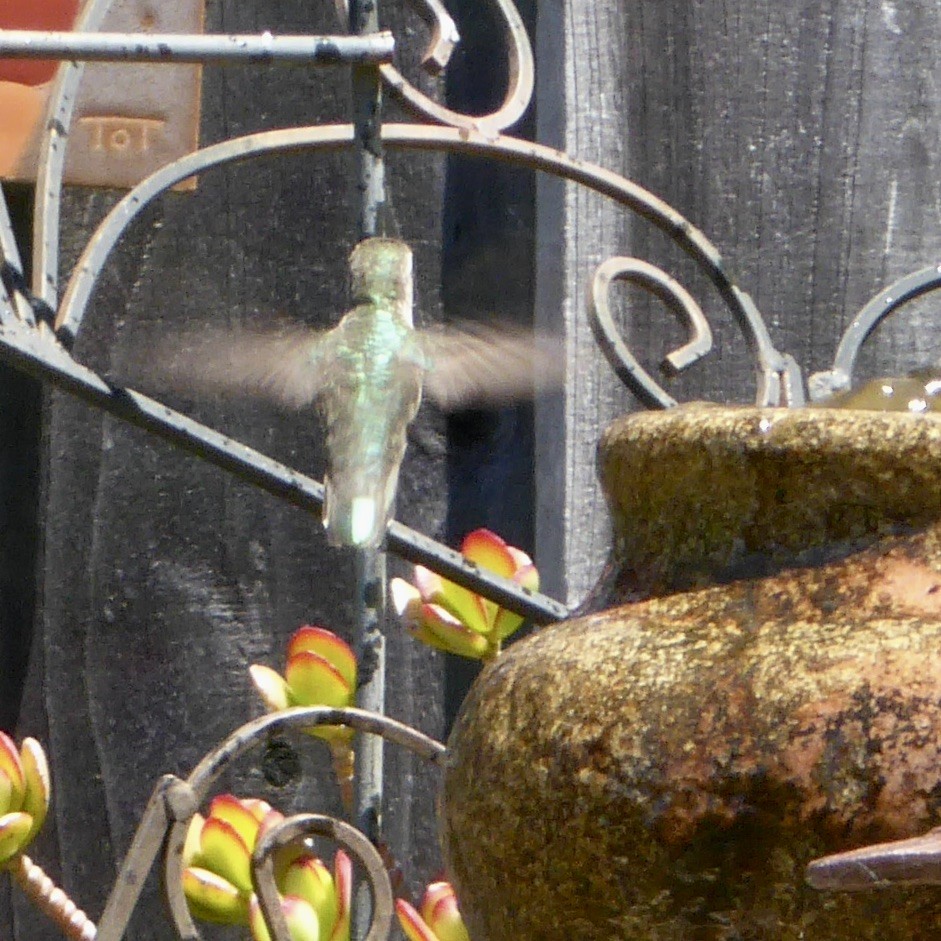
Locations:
536;0;941;606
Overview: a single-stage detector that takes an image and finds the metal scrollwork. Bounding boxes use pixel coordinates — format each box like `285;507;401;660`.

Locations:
253;815;394;941
48;122;802;411
808;263;941;401
337;0;534;132
588;257;713;410
586;256;807;409
86;708;444;941
334;0;459;73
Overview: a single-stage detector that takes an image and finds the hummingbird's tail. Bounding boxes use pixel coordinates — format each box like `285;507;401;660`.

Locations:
323;463;402;548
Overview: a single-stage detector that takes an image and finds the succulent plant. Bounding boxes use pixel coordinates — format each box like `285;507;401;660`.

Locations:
182;793;350;941
395;881;469;941
0;732;50;867
250;626;358;805
391;528;538;660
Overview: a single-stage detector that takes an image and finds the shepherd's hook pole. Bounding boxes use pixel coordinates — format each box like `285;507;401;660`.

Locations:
348;0;388;938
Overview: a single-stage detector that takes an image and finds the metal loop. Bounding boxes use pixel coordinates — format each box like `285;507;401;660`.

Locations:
33;0;117;313
807;263;941;401
334;0;459;72
253;814;393;941
163;707;445;940
588;257;713;410
372;0;533;132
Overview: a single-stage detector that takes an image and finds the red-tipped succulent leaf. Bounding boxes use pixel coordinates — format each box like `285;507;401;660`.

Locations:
391;528;539;660
0;733;50;865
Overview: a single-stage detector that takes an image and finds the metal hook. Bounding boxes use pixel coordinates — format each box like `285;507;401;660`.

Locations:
808;263;941;402
253;814;394;941
587;257;713;409
334;0;459;72
356;0;534;132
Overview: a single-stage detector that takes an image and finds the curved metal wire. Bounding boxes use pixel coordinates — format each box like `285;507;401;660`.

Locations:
807;263;941;401
334;0;460;72
335;0;531;130
186;708;444;798
52;122;796;405
32;0;117;312
375;0;534;132
162;707;444;940
0;188;35;326
253;814;393;941
588;257;714;410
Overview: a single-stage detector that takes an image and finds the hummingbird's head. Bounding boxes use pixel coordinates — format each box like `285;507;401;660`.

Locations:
349;238;414;315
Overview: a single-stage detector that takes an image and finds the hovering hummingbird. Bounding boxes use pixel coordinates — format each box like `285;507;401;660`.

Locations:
141;237;561;548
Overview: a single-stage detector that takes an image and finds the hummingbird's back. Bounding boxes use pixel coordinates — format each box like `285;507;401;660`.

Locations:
320;305;424;548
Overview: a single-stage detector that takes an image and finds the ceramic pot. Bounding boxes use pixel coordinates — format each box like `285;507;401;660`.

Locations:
441;405;941;940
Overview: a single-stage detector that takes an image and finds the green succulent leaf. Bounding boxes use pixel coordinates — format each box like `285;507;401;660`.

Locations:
0;811;33;865
182;866;250;925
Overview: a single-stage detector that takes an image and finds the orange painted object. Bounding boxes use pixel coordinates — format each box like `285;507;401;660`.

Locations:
0;0;203;188
0;0;81;85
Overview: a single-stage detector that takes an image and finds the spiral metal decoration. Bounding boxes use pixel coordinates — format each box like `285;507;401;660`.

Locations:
85;708;444;941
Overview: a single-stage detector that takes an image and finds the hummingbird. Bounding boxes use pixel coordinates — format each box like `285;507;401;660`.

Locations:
140;237;561;548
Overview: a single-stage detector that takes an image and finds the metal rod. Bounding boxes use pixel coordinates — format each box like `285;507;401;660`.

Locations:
350;12;387;238
0;317;569;624
0;29;395;66
353;545;386;834
0;197;28;327
347;2;389;937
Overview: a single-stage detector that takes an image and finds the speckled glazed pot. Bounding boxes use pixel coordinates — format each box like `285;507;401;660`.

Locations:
441;405;941;941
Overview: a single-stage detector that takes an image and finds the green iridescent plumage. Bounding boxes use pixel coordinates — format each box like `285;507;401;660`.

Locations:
142;238;561;548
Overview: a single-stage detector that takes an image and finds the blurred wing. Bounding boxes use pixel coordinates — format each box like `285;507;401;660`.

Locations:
418;323;565;411
132;324;337;409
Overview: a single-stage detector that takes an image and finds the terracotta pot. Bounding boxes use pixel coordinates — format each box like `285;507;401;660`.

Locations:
441;405;941;940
